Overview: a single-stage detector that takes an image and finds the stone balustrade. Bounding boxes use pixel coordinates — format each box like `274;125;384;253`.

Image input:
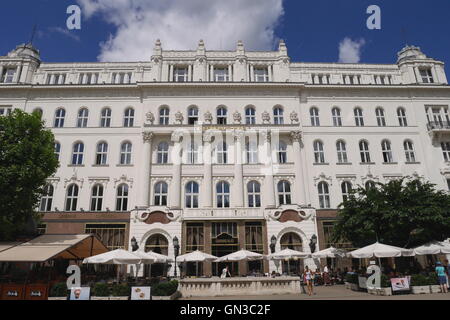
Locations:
179;277;301;298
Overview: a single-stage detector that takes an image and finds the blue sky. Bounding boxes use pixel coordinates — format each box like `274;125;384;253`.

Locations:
1;0;449;73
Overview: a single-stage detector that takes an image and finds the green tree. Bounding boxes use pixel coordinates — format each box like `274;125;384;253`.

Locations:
0;110;58;240
332;178;450;248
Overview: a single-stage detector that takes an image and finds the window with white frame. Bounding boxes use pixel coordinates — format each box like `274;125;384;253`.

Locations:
124;108;135;127
359;140;371;163
318;182;330;209
214;68;229;82
90;184;104;211
365;181;376;191
159;107;170;125
441;142;450;162
310;107;320;126
54;108;66;128
404;140;416;163
1;68;16;83
174;67;188;82
341;181;352;203
354;108;364;126
72;142;84;165
245;107;256;124
116;184;129;211
216;142;228;164
39;184;54;212
376;107;386;127
277;141;288;164
277;181;292;205
217;107;227;125
120;142;133;165
185;181;199;209
100;108;112;128
0;106;13;116
77;108;89;128
54;142;61;161
419;68;434;83
381;139;394;163
154;182;168;206
96;142;108;165
65;184;79;211
313;140;325;164
216;181;230;208
188;107;199;125
397;108;408;127
246;140;259;164
273;107;284;125
336;140;348;163
332;107;342;127
157;142;169;164
247;181;261;208
186;142;199;164
254;67;269;82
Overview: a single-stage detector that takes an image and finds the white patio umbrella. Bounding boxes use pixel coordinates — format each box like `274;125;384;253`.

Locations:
267;249;309;275
133;251;171;279
312;246;346;259
413;241;450;255
176;251;218;277
347;242;414;259
216;250;264;262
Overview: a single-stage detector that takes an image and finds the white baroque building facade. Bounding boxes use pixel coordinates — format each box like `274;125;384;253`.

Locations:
1;39;449;276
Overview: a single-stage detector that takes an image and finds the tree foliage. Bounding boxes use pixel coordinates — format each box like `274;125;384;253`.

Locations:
0;110;58;240
332;178;450;248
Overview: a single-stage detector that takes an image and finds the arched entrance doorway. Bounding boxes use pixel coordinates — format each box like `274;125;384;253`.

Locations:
145;234;169;278
280;232;303;275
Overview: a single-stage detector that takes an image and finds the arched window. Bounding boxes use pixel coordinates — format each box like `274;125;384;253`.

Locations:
54;108;66;128
354;107;364;126
100;108;112;128
120;142;133;165
376;107;386;127
154;182;168;206
40;184;54;212
217;107;227;125
277;141;288;164
72;142;84;165
245;107;256;125
318;182;330;209
280;233;302;251
397;108;408;127
186;142;199;164
216;181;230;208
247;181;261;208
188;106;199;125
54;142;61;161
278;181;292;205
336;140;348;163
365;181;376;191
145;234;169;255
65;184;79;212
157;142;169;164
246;139;258;164
124;108;135;127
273;106;284;125
159;107;170;125
359;140;371;163
216;142;228;164
185;181;199;209
96;142;108;165
77;108;89;128
116;184;129;211
332;107;342;127
404;140;416;163
90;184;104;211
313;140;325;164
310;107;320;126
381;139;393;163
341;181;352;202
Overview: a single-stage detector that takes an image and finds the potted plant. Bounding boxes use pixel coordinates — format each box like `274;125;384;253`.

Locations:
152;280;180;300
427;274;441;294
48;282;68;300
110;284;130;300
344;273;359;291
377;274;392;296
91;283;110;300
410;274;431;294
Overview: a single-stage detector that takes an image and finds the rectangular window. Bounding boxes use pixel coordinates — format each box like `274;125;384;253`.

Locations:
447;179;450;191
0;106;13;116
2;68;16;83
174;67;189;82
245;222;264;254
254;67;269;82
186;223;204;253
420;68;434;83
442;142;450;162
85;224;127;250
214;68;229;82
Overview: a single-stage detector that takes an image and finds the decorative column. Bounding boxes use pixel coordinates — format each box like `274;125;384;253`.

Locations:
210;65;214;82
0;65;4;82
203;132;213;208
170;131;183;209
169;65;174;82
250;65;254;82
262;130;276;208
233;130;245;207
141;131;154;207
291;131;306;205
228;65;232;82
188;65;192;82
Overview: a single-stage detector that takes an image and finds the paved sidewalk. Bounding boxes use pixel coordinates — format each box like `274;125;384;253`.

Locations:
180;285;450;300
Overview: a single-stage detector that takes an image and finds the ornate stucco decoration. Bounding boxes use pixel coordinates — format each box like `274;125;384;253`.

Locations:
313;172;333;186
146;112;155;125
46;177;61;188
135;206;181;223
204;111;213;124
262;111;271;124
290;111;299;124
233;111;242;124
114;174;133;188
175;111;184;124
64;173;84;189
142;131;154;143
266;205;314;221
88;177;110;187
290;131;302;143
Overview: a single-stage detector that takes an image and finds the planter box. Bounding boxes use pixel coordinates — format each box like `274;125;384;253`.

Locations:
411;286;430;294
109;297;129;300
430;285;442;294
367;287;392;296
91;296;110;300
48;297;67;301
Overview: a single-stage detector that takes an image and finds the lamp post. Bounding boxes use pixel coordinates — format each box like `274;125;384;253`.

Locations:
173;236;180;278
270;236;277;254
309;234;317;254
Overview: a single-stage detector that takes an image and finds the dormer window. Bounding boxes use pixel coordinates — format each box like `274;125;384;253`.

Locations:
254;67;269;82
419;68;434;83
214;68;229;82
1;68;16;83
174;67;188;82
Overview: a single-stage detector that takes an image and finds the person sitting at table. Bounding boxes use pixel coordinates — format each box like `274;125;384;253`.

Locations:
323;265;331;286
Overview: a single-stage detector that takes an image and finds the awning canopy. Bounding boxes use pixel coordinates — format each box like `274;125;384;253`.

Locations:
0;234;109;262
0;242;22;253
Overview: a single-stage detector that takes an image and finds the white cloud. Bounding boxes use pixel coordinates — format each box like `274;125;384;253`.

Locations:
338;37;366;63
76;0;284;62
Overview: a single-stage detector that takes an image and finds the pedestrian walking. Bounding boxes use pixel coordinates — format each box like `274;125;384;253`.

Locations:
435;262;448;293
